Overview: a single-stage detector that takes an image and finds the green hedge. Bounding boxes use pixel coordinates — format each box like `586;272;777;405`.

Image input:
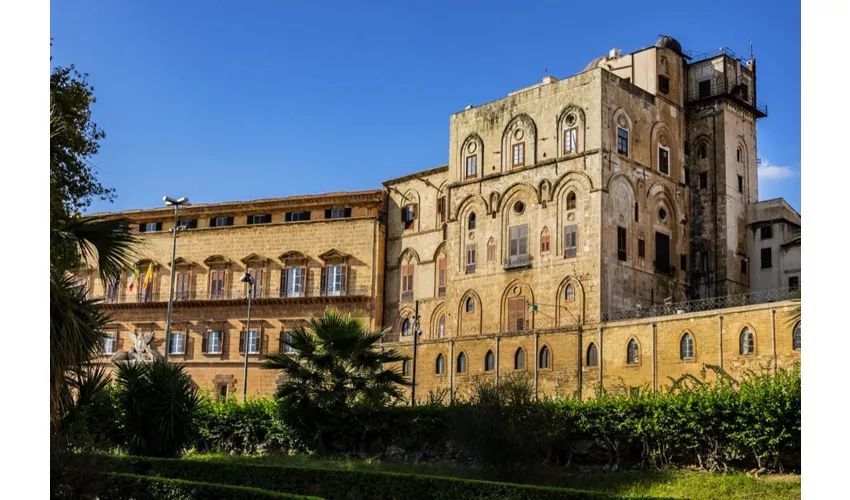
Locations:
94;455;665;500
60;472;321;500
193;396;291;454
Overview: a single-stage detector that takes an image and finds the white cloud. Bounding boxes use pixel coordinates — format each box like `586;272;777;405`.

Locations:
758;159;795;181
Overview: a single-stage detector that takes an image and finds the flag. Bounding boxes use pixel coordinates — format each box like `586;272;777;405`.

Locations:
128;264;137;292
143;262;153;290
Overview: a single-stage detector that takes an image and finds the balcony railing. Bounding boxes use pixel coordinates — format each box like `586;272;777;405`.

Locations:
95;285;371;305
685;77;767;116
503;254;531;270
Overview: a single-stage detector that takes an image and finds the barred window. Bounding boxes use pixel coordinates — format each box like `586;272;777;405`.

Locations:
485;350;495;371
539;346;551;369
586;343;598;367
456;352;467;373
465;297;475;313
793;323;801;351
436;354;445;374
402;318;411;337
680;333;694;360
565;284;575;301
740;328;754;355
627;339;639;364
514;348;526;370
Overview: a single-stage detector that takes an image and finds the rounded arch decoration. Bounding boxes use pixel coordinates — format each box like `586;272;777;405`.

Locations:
459;133;484;181
557;105;586;156
500;279;535;332
555;276;585;326
457;289;483;336
501;114;537;171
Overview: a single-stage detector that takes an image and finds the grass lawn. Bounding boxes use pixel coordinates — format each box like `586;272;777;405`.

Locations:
186;453;801;499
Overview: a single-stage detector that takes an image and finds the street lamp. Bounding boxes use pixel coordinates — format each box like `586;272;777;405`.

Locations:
240;272;255;401
163;196;189;362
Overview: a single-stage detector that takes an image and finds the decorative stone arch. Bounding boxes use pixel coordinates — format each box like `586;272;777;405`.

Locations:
735;136;749;165
435;180;449;228
692;133;712;161
399;188;422;232
626;337;642;365
538;344;552;370
537;178;553;205
586;342;599;366
735;135;752;201
430;302;447;339
539;226;551;255
500;183;538;264
500;279;535;332
455;195;488;274
679;330;697;361
555;276;585;326
396;305;416;337
611;108;633;156
737;322;758;356
433;242;448;297
459;133;484;181
501;114;537;171
454;194;489;224
557;104;586;155
609;174;637;228
457;289;483;336
554;171;593;256
650;121;677;180
398;247;421;266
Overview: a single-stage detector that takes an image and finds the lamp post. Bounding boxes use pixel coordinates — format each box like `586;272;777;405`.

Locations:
163;196;189;362
240;273;255;401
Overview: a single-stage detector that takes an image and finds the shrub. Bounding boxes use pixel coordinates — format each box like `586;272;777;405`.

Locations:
92;455;656;499
114;359;200;458
192;396;291;454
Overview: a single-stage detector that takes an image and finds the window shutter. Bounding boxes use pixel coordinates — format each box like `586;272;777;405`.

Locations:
320;267;328;296
412;204;418;220
139;223;147;232
189;219;198;229
325;209;332;219
209;217;217;227
401;206;406;223
202;332;208;353
300;266;307;297
344;207;351;218
226;216;234;226
239;331;245;354
519;225;528;255
279;332;285;352
285;213;292;222
247;216;254;225
155;222;163;231
436;200;442;215
280;267;288;297
340;265;348;295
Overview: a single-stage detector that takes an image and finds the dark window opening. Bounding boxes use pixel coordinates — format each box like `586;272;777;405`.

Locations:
741;259;748;275
698;80;711;99
701;251;709;273
248;214;272;224
285;211;311;222
684;168;690;186
617;227;627;261
680;254;687;272
738;175;743;193
658;75;670;94
789;276;799;290
760;225;773;239
699;172;708;189
761;248;772;269
638;238;645;259
617;128;629;156
658;147;669;175
325;208;352;219
655;232;671;274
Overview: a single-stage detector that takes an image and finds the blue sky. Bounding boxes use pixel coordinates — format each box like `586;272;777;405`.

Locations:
50;1;800;214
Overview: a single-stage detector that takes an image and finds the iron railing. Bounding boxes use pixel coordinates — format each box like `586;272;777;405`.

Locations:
601;287;796;322
504;254;532;270
685;77;767;116
96;285;372;305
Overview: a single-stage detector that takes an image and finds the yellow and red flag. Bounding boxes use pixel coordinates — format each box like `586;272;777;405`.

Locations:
142;262;153;290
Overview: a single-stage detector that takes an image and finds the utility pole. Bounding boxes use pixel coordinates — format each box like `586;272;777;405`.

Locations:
162;196;188;361
411;300;420;406
240;273;255;401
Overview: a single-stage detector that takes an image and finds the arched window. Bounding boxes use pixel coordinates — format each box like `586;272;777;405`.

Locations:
514;348;526;370
436;354;445;374
680;333;694;360
740;327;754;355
627;339;639;364
456;352;467;373
438;315;445;338
485;350;495;371
736;147;742;162
401;318;411;337
586;343;598;367
539;346;551;369
634;202;639;222
402;359;411;376
566;191;577;210
466;297;475;313
468;212;477;230
565;284;575;301
793;322;801;350
698;143;708;159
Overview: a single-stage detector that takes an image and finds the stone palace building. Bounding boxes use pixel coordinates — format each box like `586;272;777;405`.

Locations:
84;36;800;401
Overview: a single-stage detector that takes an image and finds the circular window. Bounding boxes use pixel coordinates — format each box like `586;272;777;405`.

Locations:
513;201;525;214
566;114;576;126
467;142;477;154
658;208;667;221
514;129;524;141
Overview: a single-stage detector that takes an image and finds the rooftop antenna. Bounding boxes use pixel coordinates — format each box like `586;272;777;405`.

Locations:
749;40;754;60
544;67;548;77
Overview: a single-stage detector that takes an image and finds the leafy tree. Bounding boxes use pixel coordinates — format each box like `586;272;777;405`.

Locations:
261;309;408;451
113;359;201;458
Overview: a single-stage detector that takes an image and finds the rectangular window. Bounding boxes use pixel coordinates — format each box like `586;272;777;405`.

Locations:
680;254;687;272
466;244;476;274
738;175;743;193
564;225;578;259
684;168;691;186
169;331;185;355
698;80;711;99
103;331;117;355
285;211;311;222
246;268;263;298
512;142;525;167
701;251;709;273
280;332;294;353
204;331;222;354
760;225;773;240
177;219;197;229
106;278;121;303
285;267;303;297
400;263;413;301
209;269;225;299
658;75;670;94
564;128;577;154
325;208;351;219
438;258;447;296
741;259;748;275
740;83;749;102
240;330;260;354
658;146;670;175
437;196;446;224
326;265;344;296
508;224;529;257
247;214;272;224
761;248;772;268
140;222;162;232
175;270;190;301
699;172;708;189
465;155;478;178
788;276;799;290
617;128;629;156
210;216;234;227
508;297;526;332
617;227;627;261
655;232;671;274
402;204;417;230
540;232;550;253
487;241;496;262
638;238;646;259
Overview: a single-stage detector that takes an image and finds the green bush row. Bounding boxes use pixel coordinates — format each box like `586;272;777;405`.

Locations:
56;472;321;500
193;396;292;454
94;455;662;500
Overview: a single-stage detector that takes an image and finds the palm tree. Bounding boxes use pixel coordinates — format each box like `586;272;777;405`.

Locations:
787;282;801;327
262;309;409;409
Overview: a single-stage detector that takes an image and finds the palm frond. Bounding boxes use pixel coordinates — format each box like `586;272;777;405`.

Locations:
51;215;138;282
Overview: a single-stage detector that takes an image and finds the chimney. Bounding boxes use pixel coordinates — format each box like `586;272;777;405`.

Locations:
542;75;558;85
